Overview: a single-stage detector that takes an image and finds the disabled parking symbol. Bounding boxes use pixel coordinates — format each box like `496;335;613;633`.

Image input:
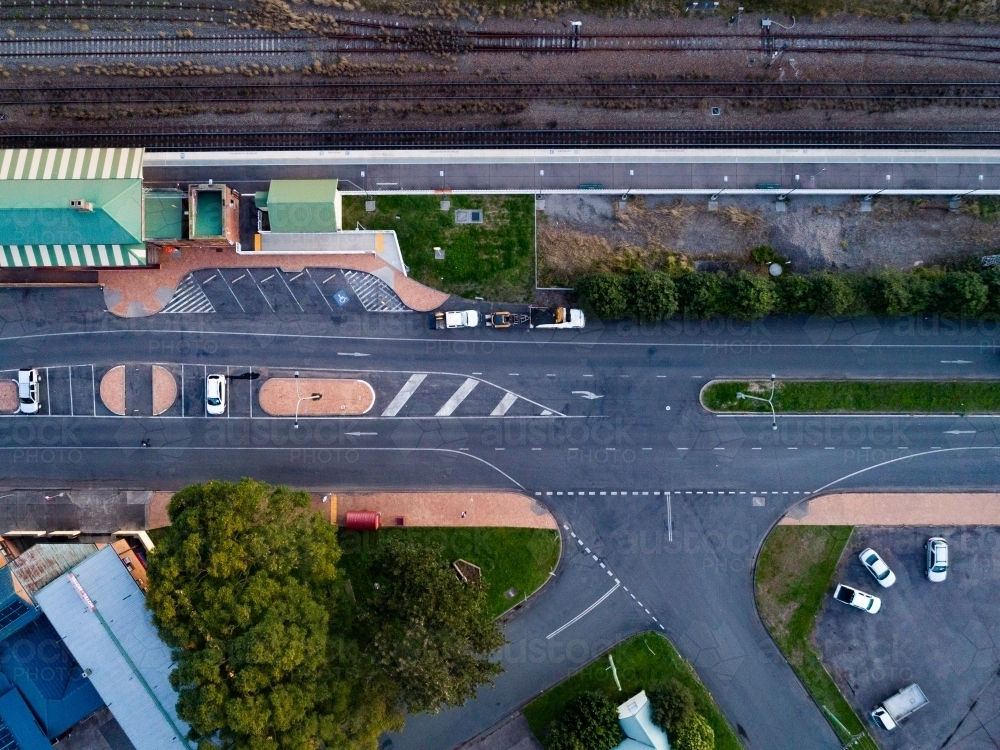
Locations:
333;290;351;306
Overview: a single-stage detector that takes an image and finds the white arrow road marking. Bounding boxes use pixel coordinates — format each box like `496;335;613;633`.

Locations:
941;360;973;364
437;378;479;416
337;352;371;357
490;392;518;416
572;391;604;400
546;581;621;640
345;432;378;436
945;430;976;434
381;373;426;416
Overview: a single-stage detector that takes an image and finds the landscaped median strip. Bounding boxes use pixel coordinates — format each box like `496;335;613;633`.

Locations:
702;379;1000;414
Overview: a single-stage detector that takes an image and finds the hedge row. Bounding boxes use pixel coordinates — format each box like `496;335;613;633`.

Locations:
576;267;1000;321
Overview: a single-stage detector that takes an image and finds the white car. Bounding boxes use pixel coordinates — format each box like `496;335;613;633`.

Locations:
926;537;948;582
206;374;227;416
431;310;480;329
16;368;40;414
859;548;896;588
834;583;882;614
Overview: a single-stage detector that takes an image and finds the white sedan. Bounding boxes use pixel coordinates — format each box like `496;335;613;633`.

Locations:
206;374;227;416
859;548;896;588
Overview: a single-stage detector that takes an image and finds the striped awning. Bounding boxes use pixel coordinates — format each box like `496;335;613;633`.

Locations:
0;147;143;181
0;244;146;268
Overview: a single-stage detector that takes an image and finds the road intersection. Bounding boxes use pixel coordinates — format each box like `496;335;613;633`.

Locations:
2;290;1000;749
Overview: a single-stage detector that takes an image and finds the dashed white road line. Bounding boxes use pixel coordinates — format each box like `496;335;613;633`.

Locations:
437;378;479;417
381;373;426;417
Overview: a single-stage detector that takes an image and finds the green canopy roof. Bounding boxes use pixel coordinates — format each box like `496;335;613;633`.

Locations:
266;179;340;233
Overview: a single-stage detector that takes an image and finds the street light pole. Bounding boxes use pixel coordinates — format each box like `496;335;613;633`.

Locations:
736;374;778;431
293;371;322;429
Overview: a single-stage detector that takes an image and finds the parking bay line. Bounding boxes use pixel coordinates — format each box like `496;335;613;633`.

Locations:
306;269;334;312
45;367;51;415
382;374;427;417
437;379;479;417
246;270;274;312
218;270;245;313
277;271;304;312
546;581;621;640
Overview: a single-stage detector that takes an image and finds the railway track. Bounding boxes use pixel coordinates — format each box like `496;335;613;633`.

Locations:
1;128;999;149
6;80;1000;106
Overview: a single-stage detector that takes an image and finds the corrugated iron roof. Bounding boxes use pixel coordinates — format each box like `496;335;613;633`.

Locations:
0;148;143;181
266;179;340;233
8;544;98;595
0;245;147;268
35;547;191;750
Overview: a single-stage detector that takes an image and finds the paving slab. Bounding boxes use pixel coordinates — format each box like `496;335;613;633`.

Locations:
779;493;1000;526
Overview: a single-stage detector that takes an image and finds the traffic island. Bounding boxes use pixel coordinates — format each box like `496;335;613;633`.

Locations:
257;378;375;416
0;381;16;413
100;366;126;416
151;365;177;416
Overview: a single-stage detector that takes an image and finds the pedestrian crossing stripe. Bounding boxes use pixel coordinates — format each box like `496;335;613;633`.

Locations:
0;244;146;267
0;148;143;181
160;275;215;314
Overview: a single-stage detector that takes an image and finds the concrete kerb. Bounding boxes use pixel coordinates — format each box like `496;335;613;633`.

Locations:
699;377;1000;418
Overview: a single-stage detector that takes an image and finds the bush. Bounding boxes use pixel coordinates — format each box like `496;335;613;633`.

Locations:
673;713;715;750
626;270;677;322
577;273;627;319
725;271;775;321
980;267;1000;312
677;272;724;319
774;273;817;315
750;245;781;266
934;271;989;316
647;678;695;735
810;272;857;316
860;271;915;316
546;692;623;750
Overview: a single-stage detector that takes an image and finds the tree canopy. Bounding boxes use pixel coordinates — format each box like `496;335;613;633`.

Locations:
547;692;623;750
147;479;504;750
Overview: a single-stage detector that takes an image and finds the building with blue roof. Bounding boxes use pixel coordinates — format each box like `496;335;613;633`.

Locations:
0;571;39;645
0;675;51;750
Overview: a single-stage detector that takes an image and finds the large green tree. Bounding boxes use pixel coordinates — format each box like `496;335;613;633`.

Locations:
577;273;628;319
626;270;678;322
725;271;776;321
676;272;724;319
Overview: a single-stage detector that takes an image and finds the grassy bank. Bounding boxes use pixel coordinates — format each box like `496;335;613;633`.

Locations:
342;194;535;303
337;527;560;618
523;633;742;750
703;379;1000;414
756;526;878;749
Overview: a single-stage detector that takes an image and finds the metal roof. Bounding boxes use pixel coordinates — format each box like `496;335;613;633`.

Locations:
0;148;142;182
8;544;98;595
34;547;191;750
0;245;146;268
265;179;340;233
0;686;50;750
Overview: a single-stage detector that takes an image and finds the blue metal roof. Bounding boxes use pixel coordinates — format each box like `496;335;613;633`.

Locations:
0;687;50;750
0;572;39;644
34;547;191;750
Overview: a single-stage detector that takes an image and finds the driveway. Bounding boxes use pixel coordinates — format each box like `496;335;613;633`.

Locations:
815;527;1000;750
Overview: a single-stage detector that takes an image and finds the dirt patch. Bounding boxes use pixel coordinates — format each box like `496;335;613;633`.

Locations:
152;365;177;416
100;366;125;416
0;381;17;414
258;378;375;416
538;194;1000;284
333;491;557;528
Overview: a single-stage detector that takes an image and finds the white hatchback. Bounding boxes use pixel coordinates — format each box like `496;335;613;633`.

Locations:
206;374;227;416
16;369;40;414
859;548;896;588
926;537;948;583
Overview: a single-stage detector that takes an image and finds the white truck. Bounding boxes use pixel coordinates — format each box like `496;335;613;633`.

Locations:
430;310;480;329
530;307;585;329
871;684;928;730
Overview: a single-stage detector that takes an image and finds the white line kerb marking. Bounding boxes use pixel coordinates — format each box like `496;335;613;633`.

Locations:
546;581;621;640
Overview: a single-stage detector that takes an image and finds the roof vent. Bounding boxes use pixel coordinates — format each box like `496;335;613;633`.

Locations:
70;199;94;212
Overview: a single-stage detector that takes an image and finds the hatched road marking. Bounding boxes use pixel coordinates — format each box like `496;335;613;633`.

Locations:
381;373;427;417
436;378;479;417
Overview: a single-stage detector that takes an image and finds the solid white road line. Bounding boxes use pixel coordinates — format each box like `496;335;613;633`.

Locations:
381;373;427;417
546;581;621;640
436;378;479;417
490;392;518;416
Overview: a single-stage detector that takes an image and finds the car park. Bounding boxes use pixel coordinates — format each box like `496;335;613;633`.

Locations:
16;368;40;414
926;537;948;582
206;374;227;416
833;583;881;614
859;548;896;588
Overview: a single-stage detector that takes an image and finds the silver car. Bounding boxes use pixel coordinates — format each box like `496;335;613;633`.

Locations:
926;537;948;583
859;548;896;588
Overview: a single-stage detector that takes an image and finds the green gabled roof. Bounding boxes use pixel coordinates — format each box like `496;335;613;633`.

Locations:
0;179;143;246
266;179;339;233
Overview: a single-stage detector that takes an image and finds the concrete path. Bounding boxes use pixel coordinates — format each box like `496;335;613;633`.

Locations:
333;491;557;529
781;493;1000;526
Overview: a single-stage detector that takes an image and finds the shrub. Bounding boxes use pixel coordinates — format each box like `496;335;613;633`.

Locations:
774;273;816;314
934;271;989;316
546;692;623;750
860;271;914;316
647;678;695;735
750;245;781;266
673;713;715;750
626;270;677;322
725;270;775;321
676;272;724;319
980;267;1000;312
810;272;857;316
577;273;627;319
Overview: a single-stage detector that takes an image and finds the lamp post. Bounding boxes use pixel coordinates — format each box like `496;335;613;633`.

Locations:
809;166;827;188
736;374;778;431
293;371;322;429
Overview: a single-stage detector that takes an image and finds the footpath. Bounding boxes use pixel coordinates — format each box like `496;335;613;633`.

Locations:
780;492;1000;525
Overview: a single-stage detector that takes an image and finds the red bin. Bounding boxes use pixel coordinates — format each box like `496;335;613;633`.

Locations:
345;510;381;531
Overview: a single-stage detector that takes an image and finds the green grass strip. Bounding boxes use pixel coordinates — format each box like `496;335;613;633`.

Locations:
703;380;1000;414
523;633;742;750
756;526;879;748
337;527;561;619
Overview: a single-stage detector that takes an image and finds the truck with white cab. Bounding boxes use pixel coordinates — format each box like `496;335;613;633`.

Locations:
430;310;481;329
530;307;585;329
871;683;928;730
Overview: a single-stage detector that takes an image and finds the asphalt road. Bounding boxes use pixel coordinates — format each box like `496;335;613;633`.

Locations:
3;289;1000;750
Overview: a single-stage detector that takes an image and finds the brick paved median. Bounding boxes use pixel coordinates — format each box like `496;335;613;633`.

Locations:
780;492;1000;525
0;381;16;413
152;365;177;416
333;492;557;529
100;366;125;416
258;378;375;416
